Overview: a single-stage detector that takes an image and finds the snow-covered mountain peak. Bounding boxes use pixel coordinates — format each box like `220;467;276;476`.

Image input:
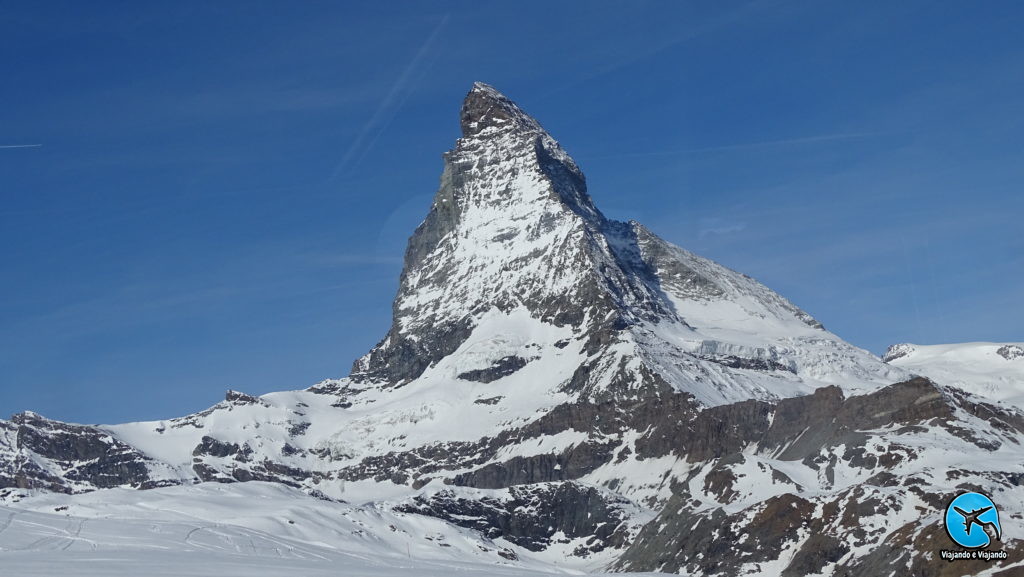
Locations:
459;82;544;138
882;342;915;362
451;82;598;224
350;83;901;406
352;84;624;385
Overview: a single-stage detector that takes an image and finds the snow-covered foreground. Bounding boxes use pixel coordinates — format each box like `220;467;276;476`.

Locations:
0;482;660;576
2;549;420;577
0;551;593;577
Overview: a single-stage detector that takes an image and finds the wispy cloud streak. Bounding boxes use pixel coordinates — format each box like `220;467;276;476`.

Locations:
536;0;775;102
0;144;42;149
585;132;884;160
328;15;449;182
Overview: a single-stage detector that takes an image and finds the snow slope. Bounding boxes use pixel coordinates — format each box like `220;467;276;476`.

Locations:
350;82;907;409
0;482;643;577
884;342;1024;409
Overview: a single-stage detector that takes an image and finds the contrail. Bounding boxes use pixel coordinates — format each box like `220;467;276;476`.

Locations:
536;0;768;102
328;14;449;182
0;144;42;149
680;132;883;153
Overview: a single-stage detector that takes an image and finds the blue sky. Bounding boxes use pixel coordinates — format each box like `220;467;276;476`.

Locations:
2;1;1022;424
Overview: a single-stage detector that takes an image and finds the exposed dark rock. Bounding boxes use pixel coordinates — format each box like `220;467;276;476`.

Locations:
191;463;226;483
634;396;769;461
355;318;476;387
613;378;1020;575
759;386;846;458
192;436;248;460
783;533;848;577
759;378;962;461
336;389;699;487
997;344;1023;361
168;405;219;429
187;435;319;486
336;441;491;483
192;451;308;488
225;390;262;405
0;412;153;491
882;343;915;363
452;441;616;489
288;421;311;436
396;482;632;553
615;492;814;575
458;356;529;383
459;81;542;138
335;379;973;496
701;454;747;504
698;354;796;373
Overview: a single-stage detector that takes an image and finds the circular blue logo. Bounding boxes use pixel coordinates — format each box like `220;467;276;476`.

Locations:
945;492;1001;549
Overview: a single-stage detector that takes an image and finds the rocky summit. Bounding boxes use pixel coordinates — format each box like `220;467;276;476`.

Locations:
2;83;1022;576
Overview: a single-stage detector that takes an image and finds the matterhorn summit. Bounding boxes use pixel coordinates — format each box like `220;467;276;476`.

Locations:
2;83;1022;577
353;82;905;407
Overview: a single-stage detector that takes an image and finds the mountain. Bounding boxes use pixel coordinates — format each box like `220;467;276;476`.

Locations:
352;82;905;408
2;83;1022;576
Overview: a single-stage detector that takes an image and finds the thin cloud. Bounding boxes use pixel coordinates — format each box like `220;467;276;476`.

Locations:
536;0;773;102
328;15;449;182
304;253;404;267
0;144;42;149
176;87;380;118
586;132;884;160
698;218;747;238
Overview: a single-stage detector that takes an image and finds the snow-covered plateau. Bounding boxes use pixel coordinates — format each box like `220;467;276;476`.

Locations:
883;342;1024;409
2;83;1021;577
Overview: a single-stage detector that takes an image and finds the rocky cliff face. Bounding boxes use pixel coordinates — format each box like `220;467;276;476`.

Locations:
0;412;156;492
351;82;668;394
614;378;1024;575
1;83;1021;576
351;82;904;407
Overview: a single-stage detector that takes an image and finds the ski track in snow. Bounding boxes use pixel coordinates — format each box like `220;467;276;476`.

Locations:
0;483;627;576
0;510;15;538
0;504;617;576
